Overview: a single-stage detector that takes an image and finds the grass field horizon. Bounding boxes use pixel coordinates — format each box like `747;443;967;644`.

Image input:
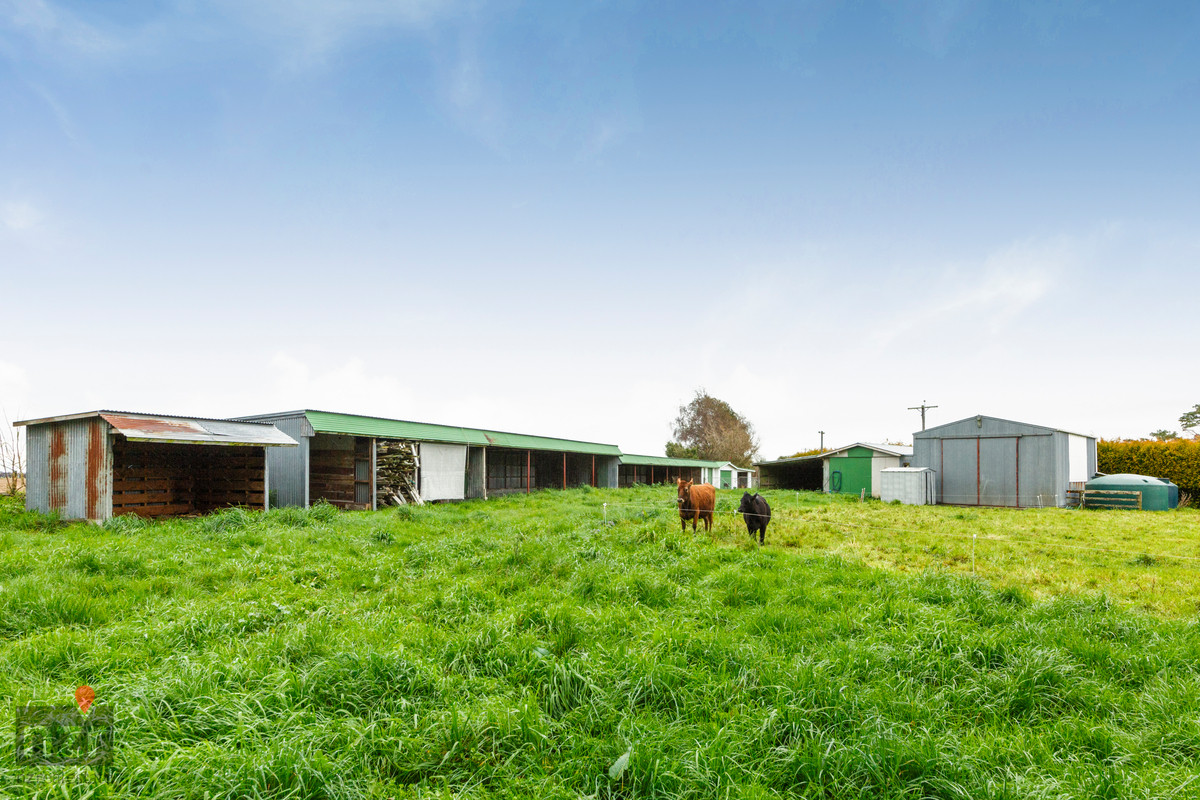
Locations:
1;488;1198;798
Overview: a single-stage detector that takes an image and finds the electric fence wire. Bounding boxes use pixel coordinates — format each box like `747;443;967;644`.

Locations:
595;500;1200;565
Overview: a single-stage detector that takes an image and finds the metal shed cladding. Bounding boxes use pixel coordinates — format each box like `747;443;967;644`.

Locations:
912;415;1096;508
236;410;623;509
16;411;297;521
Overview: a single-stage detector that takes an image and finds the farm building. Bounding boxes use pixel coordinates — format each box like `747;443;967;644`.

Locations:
758;443;912;497
235;410;622;508
708;461;756;489
618;456;756;489
822;443;913;498
618;455;708;487
756;454;824;491
14;411;297;521
912;415;1096;507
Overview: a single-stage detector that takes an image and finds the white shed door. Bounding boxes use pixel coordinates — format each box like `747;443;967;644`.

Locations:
1068;435;1089;483
419;443;467;501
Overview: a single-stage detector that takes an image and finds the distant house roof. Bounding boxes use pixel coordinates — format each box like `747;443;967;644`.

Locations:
14;411;298;447
824;442;913;458
238;410;623;457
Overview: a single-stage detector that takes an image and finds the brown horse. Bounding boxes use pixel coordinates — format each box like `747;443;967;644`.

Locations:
677;478;716;532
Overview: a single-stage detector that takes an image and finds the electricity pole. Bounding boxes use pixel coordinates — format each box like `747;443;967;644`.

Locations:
818;431;825;450
908;402;938;431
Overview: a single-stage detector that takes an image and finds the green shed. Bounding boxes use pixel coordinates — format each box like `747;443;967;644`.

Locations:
821;442;913;498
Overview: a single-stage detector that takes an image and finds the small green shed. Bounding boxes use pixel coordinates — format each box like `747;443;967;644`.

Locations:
822;443;913;498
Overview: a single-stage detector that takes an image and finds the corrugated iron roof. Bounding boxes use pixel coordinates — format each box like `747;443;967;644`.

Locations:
619;454;722;467
757;442;911;466
302;410;623;456
913;414;1093;440
15;411;298;447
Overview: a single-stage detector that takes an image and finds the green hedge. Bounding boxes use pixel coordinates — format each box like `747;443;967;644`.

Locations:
1097;439;1200;494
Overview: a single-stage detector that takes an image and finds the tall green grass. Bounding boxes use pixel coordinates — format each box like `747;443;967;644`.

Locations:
0;489;1198;798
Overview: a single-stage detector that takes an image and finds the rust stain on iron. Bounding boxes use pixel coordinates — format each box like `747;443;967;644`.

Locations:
49;427;67;512
87;419;104;519
99;413;206;435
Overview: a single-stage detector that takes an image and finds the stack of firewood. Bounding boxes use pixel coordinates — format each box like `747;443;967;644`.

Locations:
375;441;423;506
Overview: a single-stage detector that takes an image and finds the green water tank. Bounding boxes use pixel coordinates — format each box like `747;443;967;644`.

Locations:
1083;474;1179;511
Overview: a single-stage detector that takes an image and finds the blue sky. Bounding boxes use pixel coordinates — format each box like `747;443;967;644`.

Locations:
2;1;1198;457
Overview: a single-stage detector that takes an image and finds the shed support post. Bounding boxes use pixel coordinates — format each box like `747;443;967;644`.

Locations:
592;455;596;488
482;447;488;500
526;450;531;495
563;452;567;490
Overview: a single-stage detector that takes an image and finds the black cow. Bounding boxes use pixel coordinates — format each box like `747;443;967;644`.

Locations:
738;492;771;545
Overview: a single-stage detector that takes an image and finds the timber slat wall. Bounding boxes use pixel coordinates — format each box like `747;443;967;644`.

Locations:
309;435;372;509
111;440;265;517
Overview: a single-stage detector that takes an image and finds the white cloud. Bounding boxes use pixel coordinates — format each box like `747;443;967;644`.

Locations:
871;234;1085;349
1;0;121;56
217;0;461;63
1;201;43;232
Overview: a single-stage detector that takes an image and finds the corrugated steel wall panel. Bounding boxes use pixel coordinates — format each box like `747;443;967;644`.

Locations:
260;415;311;508
940;439;977;505
598;456;620;489
30;418;112;520
1054;431;1070;506
978;437;1017;506
25;424;50;514
59;418;111;520
1018;435;1056;507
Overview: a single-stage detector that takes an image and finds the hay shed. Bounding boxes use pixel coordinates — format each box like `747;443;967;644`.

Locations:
236;410;623;508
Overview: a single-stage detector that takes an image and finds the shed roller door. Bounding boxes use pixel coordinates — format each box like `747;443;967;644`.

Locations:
941;439;978;505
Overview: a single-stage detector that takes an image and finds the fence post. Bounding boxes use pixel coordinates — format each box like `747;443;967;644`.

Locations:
603;502;607;524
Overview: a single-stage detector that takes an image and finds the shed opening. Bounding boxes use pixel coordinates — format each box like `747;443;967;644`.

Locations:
111;439;265;517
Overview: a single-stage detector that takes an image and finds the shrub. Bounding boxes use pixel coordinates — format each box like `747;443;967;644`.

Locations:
1097;439;1200;494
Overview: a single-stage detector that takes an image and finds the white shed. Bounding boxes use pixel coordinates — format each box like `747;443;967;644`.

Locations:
879;468;937;505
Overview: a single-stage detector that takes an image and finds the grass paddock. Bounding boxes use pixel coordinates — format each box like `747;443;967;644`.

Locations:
0;489;1198;799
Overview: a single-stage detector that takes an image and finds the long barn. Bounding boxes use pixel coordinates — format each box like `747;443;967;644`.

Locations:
235;410;623;509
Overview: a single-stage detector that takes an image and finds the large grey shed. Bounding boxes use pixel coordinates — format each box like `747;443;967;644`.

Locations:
912;415;1096;508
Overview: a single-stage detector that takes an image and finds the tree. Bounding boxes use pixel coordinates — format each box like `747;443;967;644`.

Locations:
666;390;760;468
1181;405;1200;438
664;441;699;459
0;411;24;496
1151;429;1180;441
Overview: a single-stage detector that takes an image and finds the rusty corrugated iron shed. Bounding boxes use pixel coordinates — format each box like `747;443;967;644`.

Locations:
16;411;297;447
